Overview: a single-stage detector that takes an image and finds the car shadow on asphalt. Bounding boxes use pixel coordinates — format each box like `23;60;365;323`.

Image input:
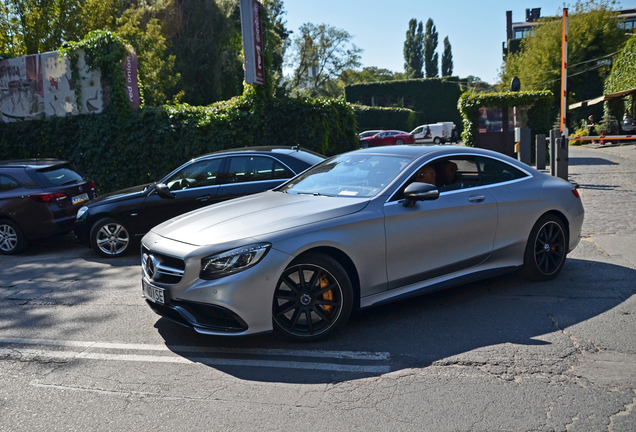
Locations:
154;251;636;384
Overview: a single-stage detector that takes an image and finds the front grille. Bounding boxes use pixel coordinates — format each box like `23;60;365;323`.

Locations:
142;246;185;285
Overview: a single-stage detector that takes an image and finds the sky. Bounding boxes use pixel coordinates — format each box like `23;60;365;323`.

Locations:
282;0;636;85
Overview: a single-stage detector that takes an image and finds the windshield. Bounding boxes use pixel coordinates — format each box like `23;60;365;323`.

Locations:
278;153;414;198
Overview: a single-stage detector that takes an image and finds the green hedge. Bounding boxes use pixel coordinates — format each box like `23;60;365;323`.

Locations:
344;78;463;131
352;105;426;132
0;95;358;193
457;90;553;147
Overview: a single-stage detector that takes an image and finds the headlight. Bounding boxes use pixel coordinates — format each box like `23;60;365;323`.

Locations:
200;243;271;280
76;206;89;220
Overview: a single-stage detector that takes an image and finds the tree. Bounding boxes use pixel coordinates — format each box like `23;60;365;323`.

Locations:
441;36;453;77
423;18;439;78
403;18;423;78
0;0;119;56
116;3;182;106
340;66;404;86
287;22;362;97
499;0;627;125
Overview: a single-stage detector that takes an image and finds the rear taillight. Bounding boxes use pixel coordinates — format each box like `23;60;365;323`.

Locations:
28;193;67;203
89;181;96;191
572;188;580;198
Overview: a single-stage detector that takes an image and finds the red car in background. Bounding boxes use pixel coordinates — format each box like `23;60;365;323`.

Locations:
359;130;415;148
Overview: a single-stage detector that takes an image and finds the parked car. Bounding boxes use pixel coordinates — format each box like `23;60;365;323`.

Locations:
0;159;97;255
358;130;384;139
359;130;415;148
411;122;455;144
74;146;325;258
140;145;584;341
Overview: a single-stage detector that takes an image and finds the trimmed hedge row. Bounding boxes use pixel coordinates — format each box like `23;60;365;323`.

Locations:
352;105;426;132
457;90;553;147
344;78;464;131
0;95;358;193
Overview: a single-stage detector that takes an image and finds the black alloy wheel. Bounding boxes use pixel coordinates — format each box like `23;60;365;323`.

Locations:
0;219;26;255
521;214;568;281
90;217;132;258
273;253;353;341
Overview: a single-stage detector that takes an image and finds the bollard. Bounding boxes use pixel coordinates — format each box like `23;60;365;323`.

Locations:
515;128;531;165
535;134;546;170
549;129;559;176
555;133;569;181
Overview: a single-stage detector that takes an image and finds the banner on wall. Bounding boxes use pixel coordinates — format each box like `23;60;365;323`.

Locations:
0;49;139;123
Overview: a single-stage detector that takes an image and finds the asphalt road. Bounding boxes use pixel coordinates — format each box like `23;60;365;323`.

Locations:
1;145;635;431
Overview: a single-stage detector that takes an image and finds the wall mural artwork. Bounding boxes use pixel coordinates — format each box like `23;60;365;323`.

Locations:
1;50;108;123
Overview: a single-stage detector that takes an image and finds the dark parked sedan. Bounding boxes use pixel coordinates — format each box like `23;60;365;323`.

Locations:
0;159;98;254
74;146;325;258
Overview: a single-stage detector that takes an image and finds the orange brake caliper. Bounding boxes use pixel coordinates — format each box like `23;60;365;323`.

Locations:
320;274;334;314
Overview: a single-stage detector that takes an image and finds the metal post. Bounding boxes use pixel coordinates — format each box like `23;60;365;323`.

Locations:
535;134;546;170
549;129;558;176
555;133;569;181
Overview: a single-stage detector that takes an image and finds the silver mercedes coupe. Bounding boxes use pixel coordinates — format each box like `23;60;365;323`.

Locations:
141;145;584;341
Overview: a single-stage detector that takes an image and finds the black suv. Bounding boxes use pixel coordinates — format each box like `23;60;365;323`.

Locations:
0;159;98;254
74;146;325;258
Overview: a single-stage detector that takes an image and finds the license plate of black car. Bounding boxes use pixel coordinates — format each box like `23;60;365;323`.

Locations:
71;193;89;205
143;280;166;305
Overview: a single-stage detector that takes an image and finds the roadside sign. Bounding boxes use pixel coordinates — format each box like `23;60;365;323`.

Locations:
239;0;265;85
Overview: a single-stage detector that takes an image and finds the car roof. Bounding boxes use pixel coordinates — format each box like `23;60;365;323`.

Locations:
0;158;68;169
353;144;528;163
194;146;324;160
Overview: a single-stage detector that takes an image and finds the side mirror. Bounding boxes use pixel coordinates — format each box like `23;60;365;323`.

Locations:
155;183;176;199
402;182;439;207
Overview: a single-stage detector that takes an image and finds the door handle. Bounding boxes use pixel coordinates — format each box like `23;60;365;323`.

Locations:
468;195;485;203
196;195;212;202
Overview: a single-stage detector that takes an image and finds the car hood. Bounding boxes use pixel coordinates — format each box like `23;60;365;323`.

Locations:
87;183;151;206
151;191;369;246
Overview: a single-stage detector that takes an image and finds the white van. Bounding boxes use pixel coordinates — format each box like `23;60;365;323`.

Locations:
411;122;455;144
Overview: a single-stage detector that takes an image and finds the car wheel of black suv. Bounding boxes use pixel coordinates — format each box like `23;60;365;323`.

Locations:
0;219;26;255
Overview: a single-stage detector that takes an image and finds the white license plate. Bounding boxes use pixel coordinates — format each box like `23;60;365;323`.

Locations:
143;280;166;304
71;193;89;205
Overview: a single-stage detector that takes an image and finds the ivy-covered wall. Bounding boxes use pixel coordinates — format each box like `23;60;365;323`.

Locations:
352;105;426;132
0;95;358;193
457;90;553;147
344;78;463;132
604;37;636;123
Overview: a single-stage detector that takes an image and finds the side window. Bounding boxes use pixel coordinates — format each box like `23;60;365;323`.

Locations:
434;157;480;192
477;157;528;186
224;156;289;184
0;175;21;192
166;158;223;191
391;156;480;201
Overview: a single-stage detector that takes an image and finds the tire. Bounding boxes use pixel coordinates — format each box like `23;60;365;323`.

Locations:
434;137;441;144
395;139;404;145
360;141;369;149
272;253;353;341
90;218;132;258
520;214;568;281
0;219;26;255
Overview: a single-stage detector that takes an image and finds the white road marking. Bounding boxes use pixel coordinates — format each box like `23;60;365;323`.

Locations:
0;338;392;374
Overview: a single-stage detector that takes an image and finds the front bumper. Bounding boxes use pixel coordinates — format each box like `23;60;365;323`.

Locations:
146;298;249;334
141;232;293;336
